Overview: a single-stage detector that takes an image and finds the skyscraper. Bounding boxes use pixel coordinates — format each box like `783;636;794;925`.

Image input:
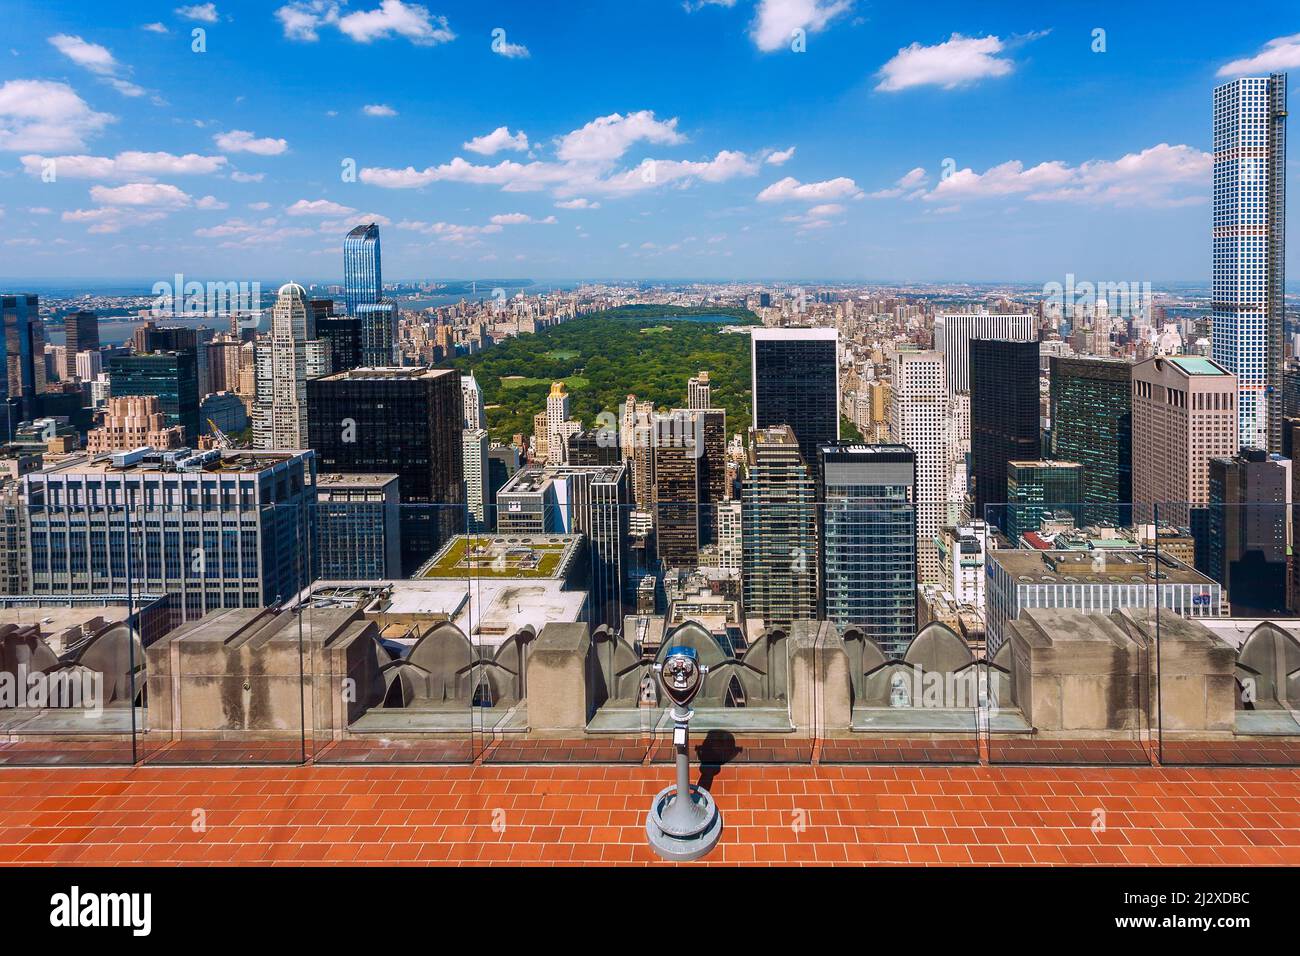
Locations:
63;310;100;378
461;372;486;430
1131;356;1238;526
544;381;577;464
652;413;700;570
751;328;839;479
356;302;398;367
933;312;1037;513
343;223;382;318
108;350;199;444
1049;356;1132;522
742;425;818;629
890;350;948;583
818;442;917;656
1206;448;1289;615
344;223;396;366
687;371;711;411
461;372;488;530
970;338;1040;524
1005;460;1085;543
932;312;1037;396
1212;73;1287;452
307;367;464;574
254;282;321;449
0;294;47;423
22;449;318;622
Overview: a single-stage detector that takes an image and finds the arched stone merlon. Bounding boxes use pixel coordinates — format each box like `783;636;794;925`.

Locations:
654;621;728;669
902;622;975;673
1237;621;1300;710
406;622;475;702
841;626;888;703
65;622;145;707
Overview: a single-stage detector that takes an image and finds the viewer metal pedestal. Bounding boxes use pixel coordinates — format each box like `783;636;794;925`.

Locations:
645;648;723;861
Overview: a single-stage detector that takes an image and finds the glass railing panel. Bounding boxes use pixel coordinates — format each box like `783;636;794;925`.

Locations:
0;499;144;765
1155;501;1300;766
982;500;1157;765
816;499;982;764
309;502;476;764
141;501;309;765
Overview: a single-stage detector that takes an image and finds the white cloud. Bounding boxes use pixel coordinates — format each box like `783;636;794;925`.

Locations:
195;195;228;209
782;201;846;231
0;80;114;151
489;213;557;225
869;165;928;199
274;1;339;40
285;198;357;216
175;4;219;23
925;143;1210;208
766;146;796;165
142;23;170;34
362;156;574;191
48;34;116;74
555;110;684;163
339;1;454;44
463;126;528;155
47;34;144;98
230;171;265;183
757;175;863;202
363;111;759;200
277;1;453;45
214;129;288;155
196;217;318;247
363;103;397;116
876;33;1034;92
63;206;168;234
750;0;852;54
396;219;503;243
555;198;600;209
589;150;759;196
247;201;270;210
20;151;227;180
90;182;194;208
1218;33;1300;76
492;35;529;58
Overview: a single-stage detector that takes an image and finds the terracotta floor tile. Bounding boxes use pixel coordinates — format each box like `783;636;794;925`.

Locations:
0;761;1293;866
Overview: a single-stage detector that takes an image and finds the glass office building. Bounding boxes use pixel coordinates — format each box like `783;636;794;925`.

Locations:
751;328;839;481
819;443;917;657
0;293;48;423
343;222;382;319
1049;356;1132;524
1005;460;1085;543
107;350;200;445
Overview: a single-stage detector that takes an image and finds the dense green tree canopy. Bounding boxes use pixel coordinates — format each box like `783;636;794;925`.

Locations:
445;305;760;444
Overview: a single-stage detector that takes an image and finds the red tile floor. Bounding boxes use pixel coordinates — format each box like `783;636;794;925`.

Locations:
0;761;1297;865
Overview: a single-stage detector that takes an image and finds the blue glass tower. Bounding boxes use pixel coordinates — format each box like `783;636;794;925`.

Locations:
0;293;48;425
343;223;382;318
818;442;917;657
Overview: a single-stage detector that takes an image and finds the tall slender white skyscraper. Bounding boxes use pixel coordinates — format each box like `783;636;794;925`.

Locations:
1212;72;1287;452
253;282;333;449
890;350;948;584
461;372;486;429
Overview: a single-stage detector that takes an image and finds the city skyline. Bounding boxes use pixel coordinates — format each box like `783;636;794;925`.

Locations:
1;1;1298;283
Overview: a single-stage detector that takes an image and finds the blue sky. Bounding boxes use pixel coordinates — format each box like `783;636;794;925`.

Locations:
1;0;1298;284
